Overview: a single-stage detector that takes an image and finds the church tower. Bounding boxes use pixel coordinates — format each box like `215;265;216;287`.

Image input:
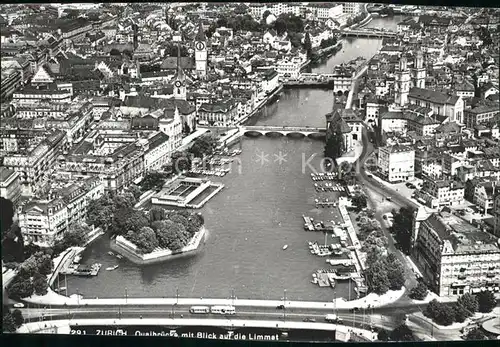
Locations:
173;43;187;100
395;54;411;107
194;22;207;78
414;49;426;89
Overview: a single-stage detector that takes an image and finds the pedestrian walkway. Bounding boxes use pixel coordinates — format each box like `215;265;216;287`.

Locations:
23;287;406;310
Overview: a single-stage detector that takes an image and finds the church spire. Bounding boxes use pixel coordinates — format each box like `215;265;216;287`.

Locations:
174;42;185;82
195;21;206;42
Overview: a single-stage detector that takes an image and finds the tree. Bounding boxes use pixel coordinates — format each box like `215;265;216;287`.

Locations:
457;293;478;315
86;193;115;229
390;324;417;341
7;276;34;299
377;329;391;341
183;122;191;135
476;291;496;313
351;194;367;211
2;221;25;263
171;151;192;174
466;328;487;340
128;184;143;200
37;253;54;276
453;303;471;323
132;227;159;254
123;211;149;235
424;300;455;326
141;172;166;191
365;260;390;294
273;13;304;36
155;220;189;251
164;44;188;57
2;312;16;332
64;223;89;247
384;253;405;290
11;309;24;327
0;197;14;236
391;207;415;255
409;281;428;300
262;10;271;23
33;272;48;296
188;135;218;158
109;48;121;56
169;214;189;230
149;207;166;223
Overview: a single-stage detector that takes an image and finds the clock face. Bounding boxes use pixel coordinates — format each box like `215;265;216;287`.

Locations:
195;41;205;51
175;81;182;87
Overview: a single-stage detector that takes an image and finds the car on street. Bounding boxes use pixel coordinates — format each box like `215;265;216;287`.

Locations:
276;305;285;309
349;307;360;313
386;196;392;201
13;303;24;308
303;318;316;322
366;174;373;178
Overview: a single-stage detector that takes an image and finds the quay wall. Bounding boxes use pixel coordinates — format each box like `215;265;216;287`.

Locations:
111;226;206;265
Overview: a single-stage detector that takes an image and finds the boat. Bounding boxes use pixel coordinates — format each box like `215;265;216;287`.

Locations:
116;254;123;259
380;14;388;17
107;251;115;256
106;265;119;271
73;255;82;264
283;245;288;250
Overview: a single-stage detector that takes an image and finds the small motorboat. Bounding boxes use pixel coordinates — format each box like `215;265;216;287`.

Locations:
283;245;288;250
107;251;115;256
115;254;123;259
106;265;119;271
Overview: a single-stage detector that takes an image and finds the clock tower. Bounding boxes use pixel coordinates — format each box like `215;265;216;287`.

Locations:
173;43;186;100
194;22;207;78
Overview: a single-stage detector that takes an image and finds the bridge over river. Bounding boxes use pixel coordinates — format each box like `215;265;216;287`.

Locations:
241;125;326;138
341;28;398;39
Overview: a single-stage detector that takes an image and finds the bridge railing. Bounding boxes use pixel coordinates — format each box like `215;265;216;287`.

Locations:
243;126;326;132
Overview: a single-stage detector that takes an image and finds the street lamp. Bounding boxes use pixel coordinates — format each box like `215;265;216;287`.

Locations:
125;287;128;304
176;287;179;305
77;288;80;306
283;289;287;322
231;288;235;306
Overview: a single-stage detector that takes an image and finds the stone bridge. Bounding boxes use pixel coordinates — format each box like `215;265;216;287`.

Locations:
241;125;326;139
341;28;397;38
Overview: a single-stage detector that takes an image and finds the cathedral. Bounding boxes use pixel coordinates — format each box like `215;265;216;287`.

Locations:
394;50;426;107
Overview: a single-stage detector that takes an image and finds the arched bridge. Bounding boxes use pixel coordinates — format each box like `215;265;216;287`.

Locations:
341;29;397;38
241;125;326;139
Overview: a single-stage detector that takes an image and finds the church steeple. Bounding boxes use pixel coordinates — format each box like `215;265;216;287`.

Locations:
194;21;207;79
173;42;186;100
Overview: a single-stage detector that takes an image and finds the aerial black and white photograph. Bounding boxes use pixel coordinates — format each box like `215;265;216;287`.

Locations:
1;1;499;343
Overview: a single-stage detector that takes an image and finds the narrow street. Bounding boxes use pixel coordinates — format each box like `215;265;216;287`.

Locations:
354;128;419;292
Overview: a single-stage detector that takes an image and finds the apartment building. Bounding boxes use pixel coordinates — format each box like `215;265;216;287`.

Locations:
412;210;500;297
416;180;465;208
473;182;497;214
17;176;104;247
378;145;415;182
276;58;302;79
310;3;343;19
0;167;21;205
342;2;363;15
494;193;500;237
2;130;67;196
198;99;238;127
464;104;499;129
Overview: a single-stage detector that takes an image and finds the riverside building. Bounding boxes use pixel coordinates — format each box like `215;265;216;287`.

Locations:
412;210;500;297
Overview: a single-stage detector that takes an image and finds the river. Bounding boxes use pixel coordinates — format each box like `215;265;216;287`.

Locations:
65;15;406;303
